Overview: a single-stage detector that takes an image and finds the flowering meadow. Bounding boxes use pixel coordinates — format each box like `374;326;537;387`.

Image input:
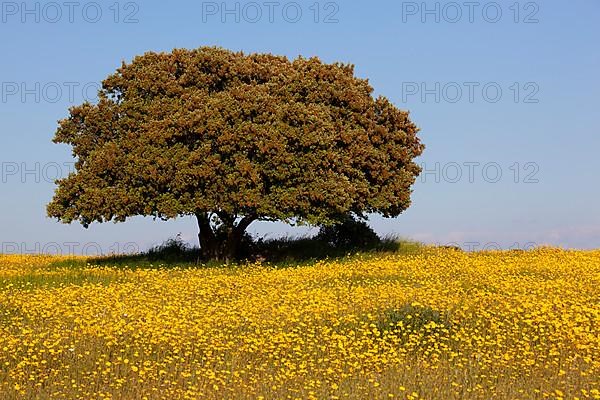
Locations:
0;249;598;399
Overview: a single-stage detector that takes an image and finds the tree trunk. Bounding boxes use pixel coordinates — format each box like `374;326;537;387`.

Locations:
196;212;219;261
221;214;256;263
223;227;240;264
196;211;256;262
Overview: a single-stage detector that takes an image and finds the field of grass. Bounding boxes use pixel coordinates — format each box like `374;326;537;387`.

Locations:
0;248;599;399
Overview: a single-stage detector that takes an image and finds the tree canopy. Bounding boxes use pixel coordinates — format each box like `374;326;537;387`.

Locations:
48;46;424;260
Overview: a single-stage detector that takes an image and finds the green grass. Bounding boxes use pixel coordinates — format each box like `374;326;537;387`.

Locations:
253;235;424;264
40;237;426;271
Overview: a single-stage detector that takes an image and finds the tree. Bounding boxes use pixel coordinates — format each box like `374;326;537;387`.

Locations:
47;47;424;261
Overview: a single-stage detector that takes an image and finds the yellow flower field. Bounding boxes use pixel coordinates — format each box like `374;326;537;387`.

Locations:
0;249;599;399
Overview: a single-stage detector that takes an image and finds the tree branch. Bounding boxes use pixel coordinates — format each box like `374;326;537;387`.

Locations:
235;213;257;233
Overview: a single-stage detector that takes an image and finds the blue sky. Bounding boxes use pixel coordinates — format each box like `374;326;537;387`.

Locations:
1;0;599;254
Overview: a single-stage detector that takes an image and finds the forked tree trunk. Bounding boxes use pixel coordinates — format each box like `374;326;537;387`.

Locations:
195;212;256;262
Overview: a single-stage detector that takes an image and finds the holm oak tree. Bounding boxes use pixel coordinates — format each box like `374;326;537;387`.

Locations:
47;47;424;261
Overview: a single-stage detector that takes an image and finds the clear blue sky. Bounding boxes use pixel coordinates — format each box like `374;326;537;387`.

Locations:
1;0;599;254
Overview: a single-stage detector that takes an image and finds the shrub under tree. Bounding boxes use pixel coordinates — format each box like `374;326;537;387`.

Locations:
316;215;381;250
